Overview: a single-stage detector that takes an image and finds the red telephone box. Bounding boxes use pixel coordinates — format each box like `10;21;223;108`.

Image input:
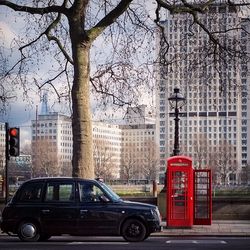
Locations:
166;156;193;228
166;156;212;228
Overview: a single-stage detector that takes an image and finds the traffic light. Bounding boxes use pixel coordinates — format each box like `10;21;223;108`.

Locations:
9;127;20;157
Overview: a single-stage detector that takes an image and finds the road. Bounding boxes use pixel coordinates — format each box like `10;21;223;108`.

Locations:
0;235;250;250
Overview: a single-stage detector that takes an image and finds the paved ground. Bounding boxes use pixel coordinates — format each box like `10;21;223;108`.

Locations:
154;220;250;236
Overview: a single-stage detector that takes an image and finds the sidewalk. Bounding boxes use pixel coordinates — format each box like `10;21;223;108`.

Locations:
154;220;250;237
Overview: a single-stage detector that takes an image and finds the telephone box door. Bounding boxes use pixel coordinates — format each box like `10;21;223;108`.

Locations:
167;156;193;227
193;169;212;225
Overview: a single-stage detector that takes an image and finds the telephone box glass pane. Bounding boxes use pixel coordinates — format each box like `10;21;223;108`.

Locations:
171;171;188;219
194;170;212;225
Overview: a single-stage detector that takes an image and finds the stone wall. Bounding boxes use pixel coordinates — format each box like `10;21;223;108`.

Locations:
1;196;250;220
125;196;250;220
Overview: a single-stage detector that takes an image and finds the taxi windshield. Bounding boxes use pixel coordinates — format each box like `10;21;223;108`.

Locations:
99;182;121;202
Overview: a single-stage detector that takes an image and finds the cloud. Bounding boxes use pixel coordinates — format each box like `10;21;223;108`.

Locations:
0;21;17;47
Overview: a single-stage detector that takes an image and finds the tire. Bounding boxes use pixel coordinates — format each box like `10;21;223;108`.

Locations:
121;218;147;242
144;233;150;240
17;221;41;242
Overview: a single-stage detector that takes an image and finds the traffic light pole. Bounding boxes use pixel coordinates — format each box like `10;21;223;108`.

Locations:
5;122;9;204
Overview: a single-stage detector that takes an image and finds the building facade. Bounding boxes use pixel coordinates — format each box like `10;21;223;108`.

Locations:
120;123;158;181
30;105;158;181
120;105;158;181
31;112;72;177
93;121;122;179
156;3;250;184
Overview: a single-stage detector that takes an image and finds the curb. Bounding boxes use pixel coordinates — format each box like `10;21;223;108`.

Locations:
152;220;250;237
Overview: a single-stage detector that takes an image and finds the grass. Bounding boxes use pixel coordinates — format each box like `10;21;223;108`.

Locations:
213;188;250;197
116;191;152;197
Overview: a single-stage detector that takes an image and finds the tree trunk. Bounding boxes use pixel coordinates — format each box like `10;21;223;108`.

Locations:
69;16;94;179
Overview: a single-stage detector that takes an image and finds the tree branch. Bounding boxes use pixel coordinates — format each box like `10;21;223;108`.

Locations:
0;0;68;15
44;13;73;64
87;0;133;42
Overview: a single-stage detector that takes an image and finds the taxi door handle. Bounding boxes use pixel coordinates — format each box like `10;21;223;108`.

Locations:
80;210;88;214
41;209;50;214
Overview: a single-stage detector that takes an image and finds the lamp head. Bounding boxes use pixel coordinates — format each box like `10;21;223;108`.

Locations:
168;87;186;109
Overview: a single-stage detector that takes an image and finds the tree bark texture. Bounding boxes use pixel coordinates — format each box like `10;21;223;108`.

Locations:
69;5;94;178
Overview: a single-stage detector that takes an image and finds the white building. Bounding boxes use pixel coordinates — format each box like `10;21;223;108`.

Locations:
124;105;155;125
93;121;122;179
30;103;158;180
31;112;72;176
31;114;122;179
120;123;157;181
156;3;250;184
120;105;158;181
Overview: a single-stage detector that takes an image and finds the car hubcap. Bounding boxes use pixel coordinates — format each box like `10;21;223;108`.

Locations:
21;223;36;238
128;223;140;237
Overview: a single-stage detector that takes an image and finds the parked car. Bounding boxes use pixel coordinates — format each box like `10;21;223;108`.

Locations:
0;177;161;242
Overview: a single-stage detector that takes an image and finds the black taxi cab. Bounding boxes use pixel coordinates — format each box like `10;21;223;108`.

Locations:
0;177;161;242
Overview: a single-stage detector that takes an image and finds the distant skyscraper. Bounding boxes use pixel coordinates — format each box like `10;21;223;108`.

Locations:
40;90;50;115
156;3;250;184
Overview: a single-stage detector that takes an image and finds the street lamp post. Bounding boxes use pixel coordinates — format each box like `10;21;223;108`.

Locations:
168;88;186;156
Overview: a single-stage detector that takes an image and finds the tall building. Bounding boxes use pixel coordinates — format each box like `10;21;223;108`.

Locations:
156;3;250;184
31;112;72;177
241;18;250;185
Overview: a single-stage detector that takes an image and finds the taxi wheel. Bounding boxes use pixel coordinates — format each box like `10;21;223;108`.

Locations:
17;220;41;242
122;218;147;242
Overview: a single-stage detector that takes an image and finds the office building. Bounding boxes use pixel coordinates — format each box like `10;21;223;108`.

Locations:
120;123;157;181
156;3;250;184
120;105;158;181
31;112;72;177
93;121;122;179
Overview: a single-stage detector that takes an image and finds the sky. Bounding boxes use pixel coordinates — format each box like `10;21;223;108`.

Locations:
0;1;159;149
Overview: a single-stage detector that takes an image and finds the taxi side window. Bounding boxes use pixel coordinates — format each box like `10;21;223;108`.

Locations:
18;182;43;202
45;182;75;202
79;182;104;202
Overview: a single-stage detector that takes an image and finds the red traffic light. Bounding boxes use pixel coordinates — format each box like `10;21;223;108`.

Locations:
9;128;18;137
8;127;20;157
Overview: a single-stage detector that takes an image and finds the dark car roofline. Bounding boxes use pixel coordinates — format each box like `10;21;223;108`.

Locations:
21;177;100;184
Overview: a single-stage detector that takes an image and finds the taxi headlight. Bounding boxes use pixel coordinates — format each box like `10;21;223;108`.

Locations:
151;208;161;221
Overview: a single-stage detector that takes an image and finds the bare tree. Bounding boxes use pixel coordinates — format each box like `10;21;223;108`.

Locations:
209;140;238;186
0;1;156;178
93;139;115;181
155;0;250;63
32;139;59;177
142;139;159;181
1;1;249;179
120;143;138;183
192;133;210;169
